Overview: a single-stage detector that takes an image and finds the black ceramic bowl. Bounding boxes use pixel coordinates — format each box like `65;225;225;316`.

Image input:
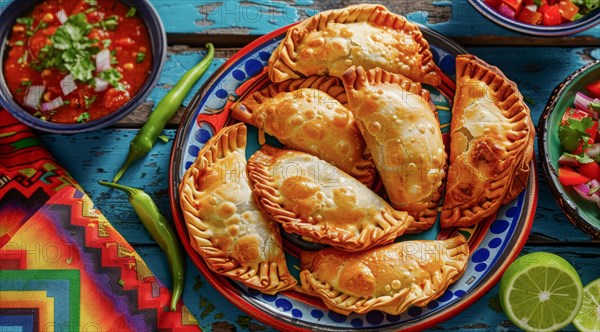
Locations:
0;0;166;133
538;61;600;239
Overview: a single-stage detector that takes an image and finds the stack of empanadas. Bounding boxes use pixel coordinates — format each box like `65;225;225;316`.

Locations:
179;3;533;318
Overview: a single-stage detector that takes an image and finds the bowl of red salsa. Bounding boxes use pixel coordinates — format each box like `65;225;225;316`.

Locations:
0;0;166;133
468;0;600;36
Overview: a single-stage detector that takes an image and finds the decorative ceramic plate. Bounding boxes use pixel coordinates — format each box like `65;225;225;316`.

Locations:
169;24;538;331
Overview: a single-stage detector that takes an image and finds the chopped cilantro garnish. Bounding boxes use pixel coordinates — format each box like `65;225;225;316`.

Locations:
96;15;119;31
84;95;96;109
558;117;593;151
562;152;594;164
16;17;34;29
85;7;96;14
34;13;98;82
98;68;122;87
84;0;97;6
126;7;137;18
63;100;71;105
76;112;90;123
590;101;600;113
20;80;32;86
17;51;28;64
14;40;24;46
136;52;145;63
110;50;118;65
102;39;111;49
15;88;22;94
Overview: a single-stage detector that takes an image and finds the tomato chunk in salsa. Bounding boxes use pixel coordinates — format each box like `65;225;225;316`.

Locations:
4;0;152;124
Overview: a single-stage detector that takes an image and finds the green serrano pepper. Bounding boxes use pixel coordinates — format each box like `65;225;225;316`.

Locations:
113;43;215;182
99;181;185;311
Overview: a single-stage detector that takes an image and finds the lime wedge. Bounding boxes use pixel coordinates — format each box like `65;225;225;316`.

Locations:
499;252;583;332
573;278;600;332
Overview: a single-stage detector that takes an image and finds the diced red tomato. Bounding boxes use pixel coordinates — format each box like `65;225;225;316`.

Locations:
586;81;600;99
573;138;595;155
562;108;599;140
486;0;503;8
503;0;523;11
558;0;579;21
538;4;552;13
580;162;600;182
559;167;591;186
518;8;543;24
543;5;562;25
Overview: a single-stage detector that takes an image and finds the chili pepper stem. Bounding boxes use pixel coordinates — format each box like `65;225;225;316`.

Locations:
112;145;146;183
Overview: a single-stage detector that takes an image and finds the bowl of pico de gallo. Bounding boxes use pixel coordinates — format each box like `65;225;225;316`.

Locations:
539;61;600;239
468;0;600;36
0;0;166;133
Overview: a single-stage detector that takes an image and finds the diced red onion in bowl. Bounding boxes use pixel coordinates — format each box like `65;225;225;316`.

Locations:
56;9;67;24
497;3;516;19
96;49;111;73
94;77;109;92
40;96;64;112
573;181;600;208
60;74;77;96
23;85;45;110
574;92;599;120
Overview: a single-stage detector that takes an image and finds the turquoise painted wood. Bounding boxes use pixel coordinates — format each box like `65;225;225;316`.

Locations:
1;0;598;38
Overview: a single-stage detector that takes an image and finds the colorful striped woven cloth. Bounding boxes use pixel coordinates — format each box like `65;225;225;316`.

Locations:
0;110;201;331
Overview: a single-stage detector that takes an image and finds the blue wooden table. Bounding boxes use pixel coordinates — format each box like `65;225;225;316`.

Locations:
3;1;599;331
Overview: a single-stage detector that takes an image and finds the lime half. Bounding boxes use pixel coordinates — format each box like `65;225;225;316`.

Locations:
499;252;583;332
573;278;600;332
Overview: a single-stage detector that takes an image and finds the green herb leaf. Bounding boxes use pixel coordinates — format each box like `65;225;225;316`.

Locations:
136;52;145;63
21;80;32;86
98;15;119;31
101;39;111;49
84;95;96;109
562;152;595;164
63;100;71;105
15;88;22;94
84;0;97;6
125;7;137;18
63;49;95;81
590;186;600;196
558;117;593;151
14;40;24;46
17;51;28;64
16;17;34;29
76;112;90;122
98;68;123;87
590;101;600;113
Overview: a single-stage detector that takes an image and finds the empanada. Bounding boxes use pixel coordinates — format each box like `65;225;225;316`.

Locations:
441;55;534;228
231;76;375;187
269;4;440;86
247;145;414;252
300;235;469;315
342;66;446;232
179;123;297;294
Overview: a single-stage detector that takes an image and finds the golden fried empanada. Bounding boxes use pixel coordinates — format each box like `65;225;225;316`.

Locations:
179;123;297;294
342;66;446;232
269;4;440;86
231;76;375;187
300;235;469;315
441;55;534;228
247;145;414;252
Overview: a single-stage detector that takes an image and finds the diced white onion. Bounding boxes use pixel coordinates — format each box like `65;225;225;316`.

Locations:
23;85;45;110
60;74;77;96
40;96;64;112
587;143;600;158
56;9;68;24
525;5;537;12
94;77;109;92
96;49;111;73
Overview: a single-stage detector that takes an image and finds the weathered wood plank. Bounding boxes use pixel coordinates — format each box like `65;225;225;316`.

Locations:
137;245;600;331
